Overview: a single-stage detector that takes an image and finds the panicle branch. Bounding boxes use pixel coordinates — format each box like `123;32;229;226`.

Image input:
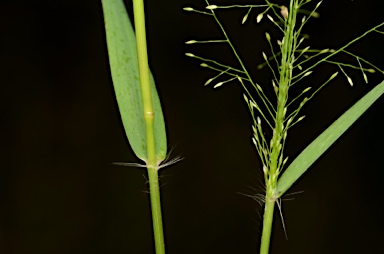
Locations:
184;0;384;184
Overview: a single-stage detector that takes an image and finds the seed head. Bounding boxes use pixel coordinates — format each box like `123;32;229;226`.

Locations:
367;69;375;73
265;32;271;42
303;71;313;77
347;76;353;87
204;78;213;86
263;165;268;175
256;83;263;92
272;80;279;94
254;133;259;142
256;13;263;23
319;49;329;54
243;94;248;103
283;157;289;166
185;40;197;44
286;117;293;126
283;131;288;140
250;101;257;109
262;52;267;61
280;6;288;19
300;97;308;106
213;82;223;88
297;116;306;122
206;5;218;10
329;72;339;80
302;46;310;54
242;13;249;24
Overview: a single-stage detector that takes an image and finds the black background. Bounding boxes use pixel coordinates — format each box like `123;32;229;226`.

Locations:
1;0;384;253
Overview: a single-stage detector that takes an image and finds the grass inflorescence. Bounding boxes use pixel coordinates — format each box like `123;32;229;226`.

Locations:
184;0;384;253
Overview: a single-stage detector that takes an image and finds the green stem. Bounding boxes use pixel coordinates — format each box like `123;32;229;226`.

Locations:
259;197;276;254
260;1;298;253
132;0;166;253
147;167;165;254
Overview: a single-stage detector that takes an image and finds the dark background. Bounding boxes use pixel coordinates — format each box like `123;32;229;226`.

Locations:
1;0;384;253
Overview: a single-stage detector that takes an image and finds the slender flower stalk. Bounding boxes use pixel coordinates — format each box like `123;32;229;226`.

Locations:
260;1;297;252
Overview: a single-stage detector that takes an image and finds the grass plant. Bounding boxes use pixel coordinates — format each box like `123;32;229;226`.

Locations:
101;0;383;253
184;0;384;253
102;0;168;253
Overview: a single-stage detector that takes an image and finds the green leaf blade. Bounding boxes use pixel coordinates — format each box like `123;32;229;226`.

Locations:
102;0;167;162
277;80;384;197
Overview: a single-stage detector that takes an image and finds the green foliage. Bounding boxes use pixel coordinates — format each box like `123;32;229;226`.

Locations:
277;79;384;197
102;1;168;254
102;0;167;163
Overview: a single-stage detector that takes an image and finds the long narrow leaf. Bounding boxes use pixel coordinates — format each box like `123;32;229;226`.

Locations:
277;80;384;197
102;0;167;162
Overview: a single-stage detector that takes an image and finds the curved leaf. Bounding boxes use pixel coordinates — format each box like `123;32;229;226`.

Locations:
277;80;384;197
